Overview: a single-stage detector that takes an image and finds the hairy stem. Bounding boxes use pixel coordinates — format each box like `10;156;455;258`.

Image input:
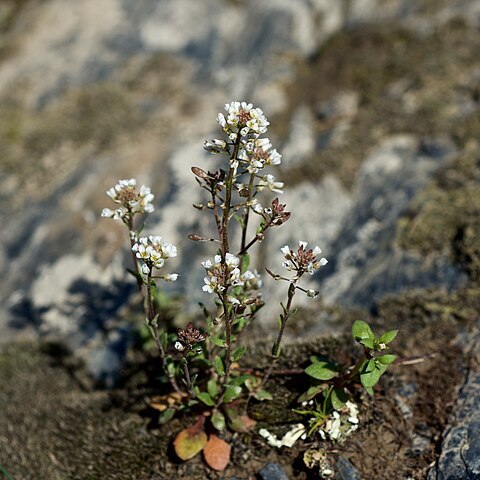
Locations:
240;173;256;253
182;356;194;395
127;215;143;293
146;271;182;395
249;282;297;404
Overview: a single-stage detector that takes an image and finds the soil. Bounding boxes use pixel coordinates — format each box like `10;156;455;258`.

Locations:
1;286;478;480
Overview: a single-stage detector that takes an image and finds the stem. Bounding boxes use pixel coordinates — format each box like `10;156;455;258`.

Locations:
127;216;143;293
252;282;297;400
182;355;194;395
146;270;182;395
240;173;256;253
220;136;241;257
215;136;241;405
272;282;296;358
237;218;273;256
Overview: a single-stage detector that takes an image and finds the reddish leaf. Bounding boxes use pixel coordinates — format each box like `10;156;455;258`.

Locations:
224;406;257;433
173;418;207;461
203;434;231;471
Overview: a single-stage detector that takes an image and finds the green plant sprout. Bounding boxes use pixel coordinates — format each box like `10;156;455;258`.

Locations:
294;320;397;442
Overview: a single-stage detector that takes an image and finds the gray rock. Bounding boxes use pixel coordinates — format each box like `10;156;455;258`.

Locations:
335;456;361;480
320;134;464;310
428;365;480;480
259;463;289;480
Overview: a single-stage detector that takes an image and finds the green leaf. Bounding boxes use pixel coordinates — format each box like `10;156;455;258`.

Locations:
160;331;169;351
195;391;214;407
158;408;176;424
365;386;374;396
173;423;208;460
379;330;398;345
210;336;226;347
305;363;337;380
214;357;225;376
298;385;324;403
253;389;273;401
232;346;247;362
224;385;242;403
360;364;387;389
363;359;376;373
378;354;397;365
207;379;219;399
360;337;375;350
232;375;255;387
211;411;226;431
241;253;250;271
352;320;375;342
331;388;349;410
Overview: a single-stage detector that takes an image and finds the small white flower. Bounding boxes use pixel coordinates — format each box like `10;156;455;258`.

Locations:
101;178;155;220
174;341;185;352
101;208;114;218
141;264;150;275
204;139;227;154
307;289;319;298
257;174;284;194
253;202;263;214
164;273;178;282
225;253;240;267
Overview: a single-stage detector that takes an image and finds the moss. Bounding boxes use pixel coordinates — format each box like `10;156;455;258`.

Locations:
397;150;480;281
278;19;480;189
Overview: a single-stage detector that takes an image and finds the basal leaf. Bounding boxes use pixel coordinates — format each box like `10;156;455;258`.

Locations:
196;391;214;407
253;389;273;401
203;434;231;471
207;379;219;399
211;411;226;431
173;423;208;461
224;385;242;403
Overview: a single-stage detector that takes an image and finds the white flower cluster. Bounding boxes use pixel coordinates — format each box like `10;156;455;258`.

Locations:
202;253;255;294
281;241;328;275
240;137;282;173
101;178;154;221
318;401;359;442
204;101;283;182
132;236;178;279
217;101;269;139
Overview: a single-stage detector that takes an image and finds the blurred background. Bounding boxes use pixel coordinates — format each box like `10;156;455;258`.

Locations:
0;0;479;383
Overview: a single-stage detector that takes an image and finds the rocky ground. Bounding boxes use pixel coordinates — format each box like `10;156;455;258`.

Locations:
0;0;479;479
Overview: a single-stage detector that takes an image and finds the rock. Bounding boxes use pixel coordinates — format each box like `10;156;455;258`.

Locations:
316;90;359;120
320;135;463;309
335;456;361;480
428;360;480;479
259;463;289;480
281;105;317;166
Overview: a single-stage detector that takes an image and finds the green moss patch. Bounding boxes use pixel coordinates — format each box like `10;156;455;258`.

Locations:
398;149;480;281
